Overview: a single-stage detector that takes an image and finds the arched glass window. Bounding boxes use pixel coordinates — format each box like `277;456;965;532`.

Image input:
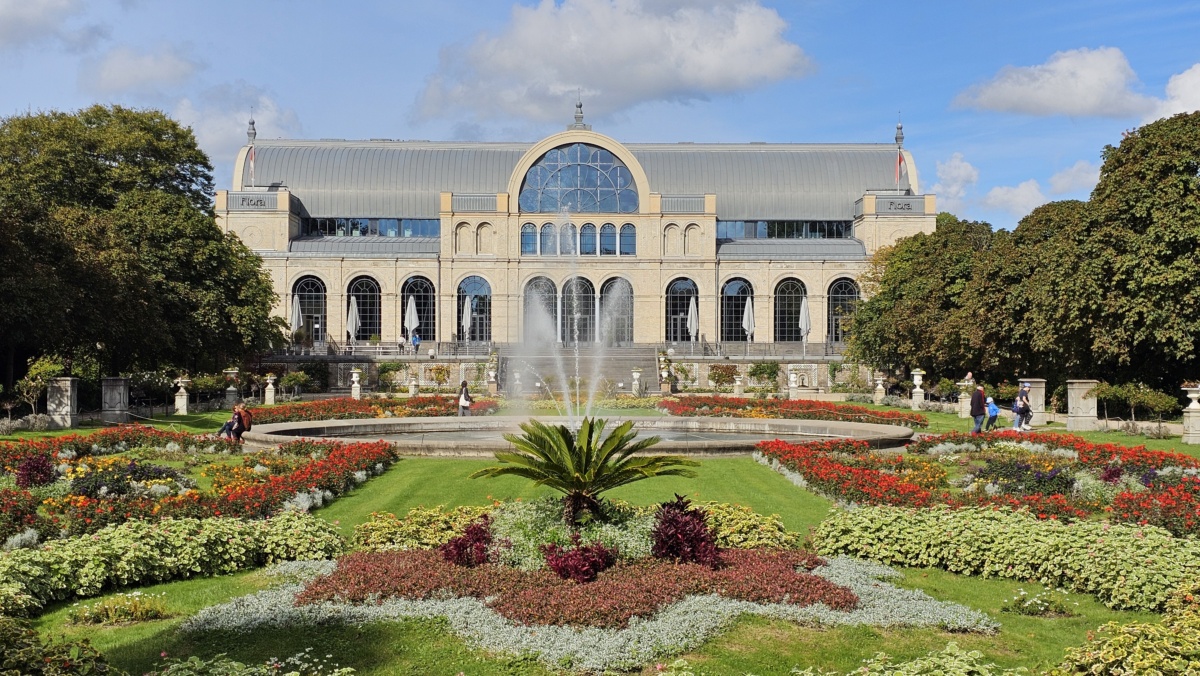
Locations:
518;142;638;213
347;276;381;342
292;276;327;343
540;224;557;256
520;223;537;255
619;224;636;256
400;276;436;342
524;277;558;343
458;276;492;342
774;278;809;343
665;277;698;343
562;277;596;346
827;278;860;344
721;278;754;343
600;223;617;255
580;224;597;255
600;277;634;346
559;223;577;255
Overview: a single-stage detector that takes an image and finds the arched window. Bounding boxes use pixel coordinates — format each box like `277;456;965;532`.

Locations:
400;276;436;342
600;223;617;255
292;276;327;343
774;278;809;342
665;277;698;343
619;224;636;255
559;223;577;255
540;224;557;256
600;277;634;346
347;276;381;342
458;276;492;342
520;223;537;255
518;142;638;213
721;278;754;342
524;277;558;343
827;278;859;344
562;277;596;346
580;224;597;255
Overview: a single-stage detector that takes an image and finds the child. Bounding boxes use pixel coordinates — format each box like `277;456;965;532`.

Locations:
984;396;999;432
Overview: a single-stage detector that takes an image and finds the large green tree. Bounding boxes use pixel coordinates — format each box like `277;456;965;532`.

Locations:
0;105;280;383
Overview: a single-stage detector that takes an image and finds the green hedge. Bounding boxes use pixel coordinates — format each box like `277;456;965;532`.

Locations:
0;512;345;616
814;505;1200;612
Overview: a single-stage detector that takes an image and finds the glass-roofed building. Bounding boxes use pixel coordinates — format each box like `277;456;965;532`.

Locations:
215;105;936;354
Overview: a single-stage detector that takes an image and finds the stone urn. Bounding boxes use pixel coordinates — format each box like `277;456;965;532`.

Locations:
1184;385;1200;410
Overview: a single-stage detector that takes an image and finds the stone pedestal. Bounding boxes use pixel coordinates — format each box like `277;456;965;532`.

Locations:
350;370;362;400
264;375;276;406
408;377;418;396
631;368;643;397
1022;377;1048;426
223;368;239;406
957;380;973;418
733;376;744;397
873;377;885;405
660;380;672;395
174;378;191;416
101;377;130;424
1182;387;1200;445
910;386;924;411
1066;380;1099;432
47;377;79;429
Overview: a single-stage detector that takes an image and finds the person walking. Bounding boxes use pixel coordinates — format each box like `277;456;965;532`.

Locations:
457;380;473;416
1014;383;1033;431
984;396;1000;432
969;384;987;435
411;331;421;355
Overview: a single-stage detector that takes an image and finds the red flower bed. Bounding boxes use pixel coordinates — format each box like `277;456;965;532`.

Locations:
906;431;1198;473
296;548;855;629
758;439;934;508
0;425;240;473
1112;477;1200;537
659;396;928;428
0;488;43;540
249;396;500;424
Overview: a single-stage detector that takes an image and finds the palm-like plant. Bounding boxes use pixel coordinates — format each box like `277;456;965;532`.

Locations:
470;417;699;526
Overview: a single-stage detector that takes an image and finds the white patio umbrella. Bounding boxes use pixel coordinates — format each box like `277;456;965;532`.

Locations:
290;295;302;333
741;296;755;342
687;296;699;342
798;295;811;359
404;295;420;338
461;295;473;341
346;296;360;344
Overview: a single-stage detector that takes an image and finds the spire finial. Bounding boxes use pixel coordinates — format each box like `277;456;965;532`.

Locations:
247;111;257;144
567;94;591;130
895;113;904;148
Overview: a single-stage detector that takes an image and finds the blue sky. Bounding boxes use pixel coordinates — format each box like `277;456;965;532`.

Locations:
2;0;1198;229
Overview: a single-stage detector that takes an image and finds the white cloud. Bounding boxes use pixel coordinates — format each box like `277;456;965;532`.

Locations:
982;180;1048;218
174;82;302;175
415;0;810;123
1048;160;1100;195
79;45;199;96
1144;63;1200;122
0;0;88;49
955;47;1155;117
930;152;978;214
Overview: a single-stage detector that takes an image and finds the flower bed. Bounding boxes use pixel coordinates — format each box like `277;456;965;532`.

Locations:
296;548;853;629
0;425;241;473
249;396;499;424
815;504;1200;612
908;430;1199;473
658;395;929;428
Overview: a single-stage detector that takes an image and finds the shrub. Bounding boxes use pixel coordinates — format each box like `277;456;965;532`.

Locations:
20;414;51;432
708;364;738;387
651;495;721;567
1000;587;1077;617
700;502;802;549
353;505;490;552
747;361;780;385
1050;611;1200;675
0;417;21;436
439;516;492;567
15;454;56;488
67;591;171;624
542;535;617;582
0;615;114;674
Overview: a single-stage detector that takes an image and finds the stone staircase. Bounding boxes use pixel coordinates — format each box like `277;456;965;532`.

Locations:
497;345;658;395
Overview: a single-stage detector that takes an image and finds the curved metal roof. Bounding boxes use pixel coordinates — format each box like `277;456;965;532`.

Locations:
238;140;914;221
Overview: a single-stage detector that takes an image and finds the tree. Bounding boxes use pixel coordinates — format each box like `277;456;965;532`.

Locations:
13;357;63;415
471;418;698;526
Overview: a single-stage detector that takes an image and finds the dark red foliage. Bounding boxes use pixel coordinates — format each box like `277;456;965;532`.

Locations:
439;516;492;567
1100;465;1124;483
297;548;854;629
15;454;56;488
542;535;617;582
651;494;721;567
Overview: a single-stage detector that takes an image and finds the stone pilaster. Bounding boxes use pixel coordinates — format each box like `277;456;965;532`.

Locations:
1066;380;1099;432
1022;378;1048;426
101;377;130;424
46;377;79;429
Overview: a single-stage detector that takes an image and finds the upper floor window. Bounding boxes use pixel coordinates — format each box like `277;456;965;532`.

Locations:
716;220;852;240
518;143;638;214
301;217;439;238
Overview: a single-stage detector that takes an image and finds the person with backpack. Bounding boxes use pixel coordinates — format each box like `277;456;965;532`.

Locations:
411;332;421;355
1013;383;1032;431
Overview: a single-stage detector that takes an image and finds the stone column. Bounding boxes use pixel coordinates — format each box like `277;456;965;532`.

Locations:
957;380;973;418
788;369;799;400
264;375;276;406
733;375;744;397
910;369;925;411
350;369;362;400
101;377;130;424
1066;380;1099;432
46;377;79;429
408;376;419;396
873;377;885;405
173;377;191;416
631;368;643;397
1182;386;1200;445
223;368;239;406
1022;378;1048;426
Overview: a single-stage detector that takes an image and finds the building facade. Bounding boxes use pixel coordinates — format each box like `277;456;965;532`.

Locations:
215;108;936;354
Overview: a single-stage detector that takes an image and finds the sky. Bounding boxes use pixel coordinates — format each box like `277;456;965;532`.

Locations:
2;0;1198;230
